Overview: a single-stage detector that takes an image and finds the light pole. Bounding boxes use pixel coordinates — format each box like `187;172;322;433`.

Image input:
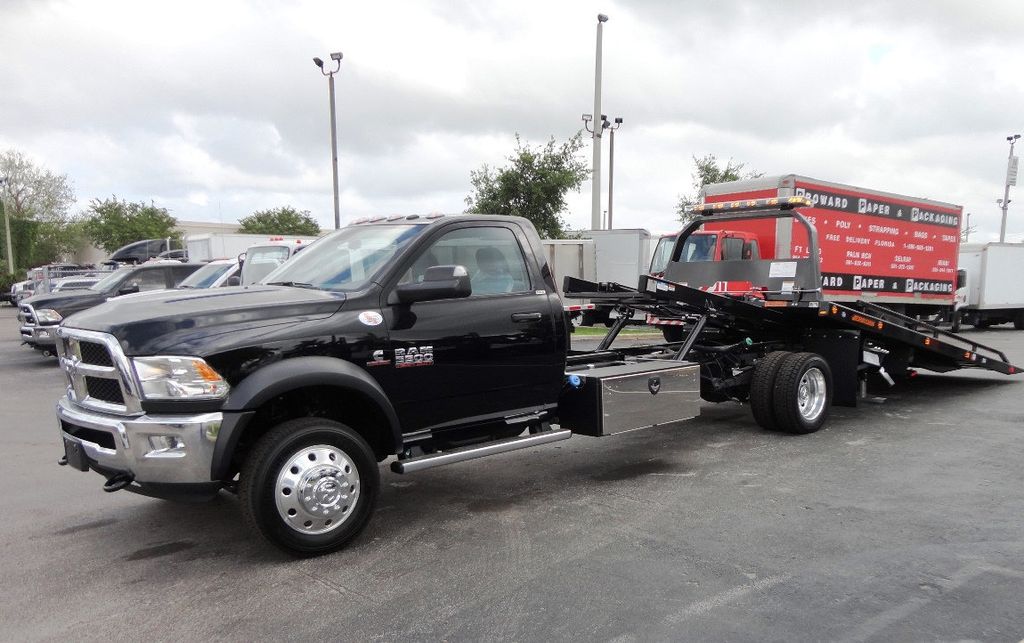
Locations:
314;52;343;230
999;133;1020;243
606;117;622;229
0;177;12;275
590;13;609;231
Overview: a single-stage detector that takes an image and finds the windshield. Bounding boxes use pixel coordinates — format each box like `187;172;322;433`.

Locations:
680;233;717;262
241;246;293;285
180;262;235;288
261;225;422;291
650;236;676;274
90;268;131;292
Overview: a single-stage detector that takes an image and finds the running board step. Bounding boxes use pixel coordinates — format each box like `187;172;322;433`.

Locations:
391;429;572;474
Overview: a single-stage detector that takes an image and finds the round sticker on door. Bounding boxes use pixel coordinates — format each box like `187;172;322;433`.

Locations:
358;311;384;326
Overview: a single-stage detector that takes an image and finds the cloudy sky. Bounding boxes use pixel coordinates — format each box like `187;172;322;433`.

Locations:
1;0;1022;240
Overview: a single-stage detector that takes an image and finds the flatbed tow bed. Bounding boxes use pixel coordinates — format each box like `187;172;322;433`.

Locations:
567;275;1018;376
564;197;1019;433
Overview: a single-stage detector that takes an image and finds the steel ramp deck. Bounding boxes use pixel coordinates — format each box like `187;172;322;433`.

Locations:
563;275;1021;376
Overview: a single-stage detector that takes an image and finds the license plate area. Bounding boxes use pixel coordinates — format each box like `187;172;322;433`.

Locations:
64;438;90;471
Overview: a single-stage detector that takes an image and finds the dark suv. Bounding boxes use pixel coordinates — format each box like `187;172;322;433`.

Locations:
19;262;201;355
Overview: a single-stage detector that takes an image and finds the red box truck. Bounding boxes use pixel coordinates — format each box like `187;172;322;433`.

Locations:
702;175;961;311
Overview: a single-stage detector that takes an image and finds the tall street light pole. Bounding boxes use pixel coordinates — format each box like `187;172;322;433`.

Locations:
999;133;1020;243
590;14;609;231
0;177;13;275
314;52;344;230
607;117;622;229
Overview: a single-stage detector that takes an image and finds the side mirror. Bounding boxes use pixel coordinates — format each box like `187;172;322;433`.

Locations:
395;265;471;304
226;275;241;287
956;269;966;290
118;283;140;295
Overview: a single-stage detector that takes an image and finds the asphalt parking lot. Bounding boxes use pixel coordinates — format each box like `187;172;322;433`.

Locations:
1;303;1023;641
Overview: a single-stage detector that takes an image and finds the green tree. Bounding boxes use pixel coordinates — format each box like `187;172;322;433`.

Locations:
0;149;78;269
676;154;763;224
465;132;590;239
238;206;321;236
81;197;180;254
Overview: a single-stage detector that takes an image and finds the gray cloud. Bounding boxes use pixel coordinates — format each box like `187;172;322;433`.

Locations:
0;0;1021;239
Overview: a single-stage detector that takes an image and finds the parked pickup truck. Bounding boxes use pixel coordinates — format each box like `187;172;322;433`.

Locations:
51;210;1019;556
19;262;201;356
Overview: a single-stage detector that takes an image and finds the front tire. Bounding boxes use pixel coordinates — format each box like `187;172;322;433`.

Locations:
772;352;832;434
1014;311;1024;330
240;417;379;556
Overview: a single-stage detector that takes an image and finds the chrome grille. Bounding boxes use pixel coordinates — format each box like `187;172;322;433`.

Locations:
56;328;142;416
79;341;113;366
85;376;125;404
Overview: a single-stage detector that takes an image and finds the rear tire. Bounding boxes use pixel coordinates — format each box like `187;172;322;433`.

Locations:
661;326;685;343
240;417;379;557
772;353;832;434
749;351;791;431
975;318;993;329
1014;311;1024;330
950;310;962;333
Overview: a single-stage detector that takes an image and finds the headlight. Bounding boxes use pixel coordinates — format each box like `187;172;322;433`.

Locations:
34;308;63;323
132;356;230;400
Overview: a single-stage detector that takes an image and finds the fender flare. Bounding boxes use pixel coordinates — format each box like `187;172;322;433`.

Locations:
210;356;402;480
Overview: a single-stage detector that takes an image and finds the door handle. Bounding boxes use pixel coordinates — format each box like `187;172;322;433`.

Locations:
511;312;543;322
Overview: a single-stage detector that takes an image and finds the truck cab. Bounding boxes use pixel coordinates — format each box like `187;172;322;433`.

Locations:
53;214;571;554
650;230;761;276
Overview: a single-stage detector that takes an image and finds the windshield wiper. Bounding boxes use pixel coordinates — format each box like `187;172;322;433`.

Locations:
266;281;320;289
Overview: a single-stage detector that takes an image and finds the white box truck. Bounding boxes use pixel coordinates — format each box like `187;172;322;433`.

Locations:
186;233;317;262
955;243;1024;329
579;229;654;325
542;239;598;325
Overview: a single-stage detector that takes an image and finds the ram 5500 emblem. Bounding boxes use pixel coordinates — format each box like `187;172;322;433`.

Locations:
367;347;434;368
395;346;433;368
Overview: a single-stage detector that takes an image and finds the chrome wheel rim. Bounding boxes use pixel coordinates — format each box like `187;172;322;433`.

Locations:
797;367;827;422
274;444;360;535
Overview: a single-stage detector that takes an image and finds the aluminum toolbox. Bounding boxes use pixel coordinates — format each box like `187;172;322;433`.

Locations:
558;361;701;436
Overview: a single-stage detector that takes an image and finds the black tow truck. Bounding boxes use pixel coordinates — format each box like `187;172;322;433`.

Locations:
53;203;1020;555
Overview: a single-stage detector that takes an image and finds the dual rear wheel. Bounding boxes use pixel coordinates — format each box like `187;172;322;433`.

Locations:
750;351;833;434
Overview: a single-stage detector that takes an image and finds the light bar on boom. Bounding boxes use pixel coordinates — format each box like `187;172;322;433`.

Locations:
685;196;813;215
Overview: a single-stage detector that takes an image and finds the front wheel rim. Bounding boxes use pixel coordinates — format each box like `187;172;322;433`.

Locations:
274;444;360;535
796;367;828;422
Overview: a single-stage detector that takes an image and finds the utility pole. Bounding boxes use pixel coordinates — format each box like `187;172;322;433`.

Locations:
606;117;622;229
999;133;1020;243
0;177;12;274
590;14;609;231
314;52;344;229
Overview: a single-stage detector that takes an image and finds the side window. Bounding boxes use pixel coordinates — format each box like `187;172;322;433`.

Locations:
722;237;745;261
744;240;760;260
132;269;169;291
399;227;531;296
170;265;197;285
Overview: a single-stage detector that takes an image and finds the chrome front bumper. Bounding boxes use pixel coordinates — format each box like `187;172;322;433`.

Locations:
20;324;58;346
56;396;223;486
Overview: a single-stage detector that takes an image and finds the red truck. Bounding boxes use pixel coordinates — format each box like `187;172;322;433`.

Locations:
648;175;964;340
